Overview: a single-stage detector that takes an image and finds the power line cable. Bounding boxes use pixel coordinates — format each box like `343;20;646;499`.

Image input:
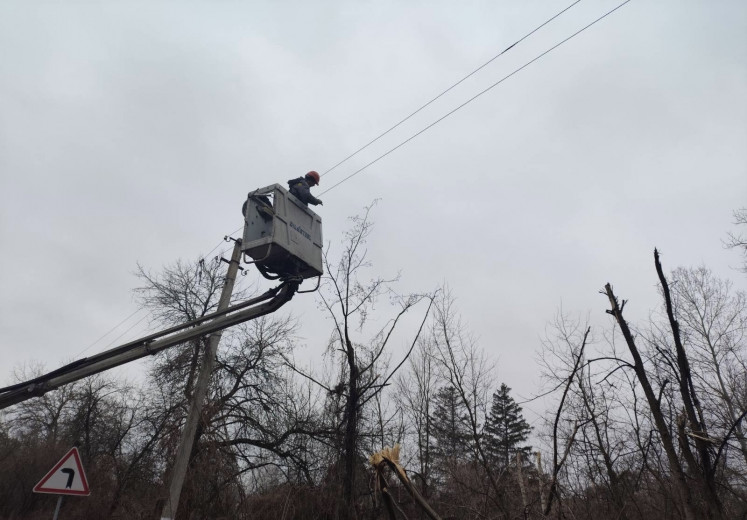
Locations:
215;245;234;262
72;308;146;359
101;229;240;360
229;226;243;238
73;232;231;360
202;237;229;261
73;231;235;361
320;0;582;178
100;311;151;351
319;0;632;197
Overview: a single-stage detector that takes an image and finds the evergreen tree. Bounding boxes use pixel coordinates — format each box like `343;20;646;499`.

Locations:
430;386;470;462
485;383;532;468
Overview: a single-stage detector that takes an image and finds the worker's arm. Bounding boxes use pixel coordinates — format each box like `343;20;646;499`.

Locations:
292;182;323;206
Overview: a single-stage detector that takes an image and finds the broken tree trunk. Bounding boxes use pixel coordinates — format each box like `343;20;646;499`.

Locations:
370;445;443;520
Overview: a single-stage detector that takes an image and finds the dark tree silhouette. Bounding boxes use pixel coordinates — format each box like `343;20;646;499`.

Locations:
430;386;471;464
484;383;532;468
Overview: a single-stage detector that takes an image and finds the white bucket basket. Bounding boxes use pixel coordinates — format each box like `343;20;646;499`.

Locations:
241;184;323;280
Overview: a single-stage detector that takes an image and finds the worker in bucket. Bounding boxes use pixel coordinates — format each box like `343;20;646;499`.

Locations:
242;170;323;221
288;171;323;207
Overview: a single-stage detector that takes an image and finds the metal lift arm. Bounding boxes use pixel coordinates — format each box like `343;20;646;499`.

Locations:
0;280;300;411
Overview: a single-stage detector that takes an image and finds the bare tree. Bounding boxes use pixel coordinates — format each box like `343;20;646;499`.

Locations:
395;338;438;497
602;249;729;520
135;255;335;517
287;204;433;519
725;208;747;273
210;317;332;486
537;313;591;517
427;288;504;511
7;362;81;446
667;265;747;466
135;257;249;402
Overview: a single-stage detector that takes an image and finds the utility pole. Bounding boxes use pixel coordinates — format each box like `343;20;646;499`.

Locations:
160;240;242;520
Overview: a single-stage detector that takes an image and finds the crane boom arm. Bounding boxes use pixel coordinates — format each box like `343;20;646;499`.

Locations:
0;281;299;410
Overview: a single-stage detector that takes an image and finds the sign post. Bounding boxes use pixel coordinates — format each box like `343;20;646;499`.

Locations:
33;447;90;519
52;497;63;520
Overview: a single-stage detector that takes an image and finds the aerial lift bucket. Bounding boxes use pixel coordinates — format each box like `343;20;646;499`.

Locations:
241;184;323;281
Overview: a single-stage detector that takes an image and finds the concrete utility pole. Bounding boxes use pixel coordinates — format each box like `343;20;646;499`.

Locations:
160;240;242;520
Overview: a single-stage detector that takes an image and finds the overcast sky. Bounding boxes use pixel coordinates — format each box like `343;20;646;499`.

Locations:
1;0;745;426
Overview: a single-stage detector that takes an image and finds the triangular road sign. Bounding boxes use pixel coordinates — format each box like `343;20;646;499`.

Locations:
33;447;90;496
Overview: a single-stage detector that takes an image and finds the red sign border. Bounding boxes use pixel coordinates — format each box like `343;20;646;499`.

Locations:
33;447;91;496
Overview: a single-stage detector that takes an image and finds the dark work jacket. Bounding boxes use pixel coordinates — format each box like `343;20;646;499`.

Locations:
287;177;322;206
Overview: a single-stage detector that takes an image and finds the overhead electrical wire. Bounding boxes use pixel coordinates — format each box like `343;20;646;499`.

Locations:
72;236;227;362
99;312;152;350
73;232;238;362
71;308;146;359
321;0;582;179
84;231;243;364
202;236;230;261
319;0;632;197
71;305;154;361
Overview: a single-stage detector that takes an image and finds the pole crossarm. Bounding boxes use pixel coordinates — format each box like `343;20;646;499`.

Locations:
0;281;299;410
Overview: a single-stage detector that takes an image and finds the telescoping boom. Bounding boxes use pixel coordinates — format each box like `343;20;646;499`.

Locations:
0;279;300;410
1;183;325;410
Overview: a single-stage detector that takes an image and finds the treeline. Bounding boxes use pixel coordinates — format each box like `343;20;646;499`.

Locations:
1;209;746;519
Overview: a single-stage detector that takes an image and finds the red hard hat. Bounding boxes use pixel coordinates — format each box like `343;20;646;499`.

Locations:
306;170;320;186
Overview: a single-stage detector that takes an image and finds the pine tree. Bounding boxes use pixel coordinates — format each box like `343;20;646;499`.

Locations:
485;383;532;468
430;386;470;462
